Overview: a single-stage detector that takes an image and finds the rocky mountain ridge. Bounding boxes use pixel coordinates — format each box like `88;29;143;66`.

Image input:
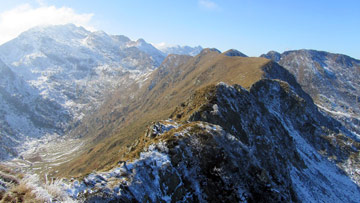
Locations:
261;49;360;136
50;48;360;202
65;78;360;202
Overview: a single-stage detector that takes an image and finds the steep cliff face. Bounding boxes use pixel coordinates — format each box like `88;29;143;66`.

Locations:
65;80;360;202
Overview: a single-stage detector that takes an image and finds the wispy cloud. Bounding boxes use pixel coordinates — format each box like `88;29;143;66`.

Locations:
198;0;220;10
0;4;94;45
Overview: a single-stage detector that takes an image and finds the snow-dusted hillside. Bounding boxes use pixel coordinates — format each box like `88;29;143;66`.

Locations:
0;60;69;159
261;50;360;135
0;24;168;159
0;24;166;119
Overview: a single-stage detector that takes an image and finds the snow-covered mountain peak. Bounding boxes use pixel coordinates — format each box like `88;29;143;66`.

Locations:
126;38;166;64
18;24;90;44
157;44;203;56
136;38;147;44
127;38;151;47
0;24;166;75
111;35;131;44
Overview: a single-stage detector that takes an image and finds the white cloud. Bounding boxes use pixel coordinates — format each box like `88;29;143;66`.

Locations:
198;0;219;10
0;4;94;45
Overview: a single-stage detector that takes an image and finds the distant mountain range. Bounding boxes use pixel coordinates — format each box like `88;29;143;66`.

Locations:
0;24;359;202
157;44;203;56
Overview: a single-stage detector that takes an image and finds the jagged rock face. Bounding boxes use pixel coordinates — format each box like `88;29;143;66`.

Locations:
262;50;360;135
67;81;360;202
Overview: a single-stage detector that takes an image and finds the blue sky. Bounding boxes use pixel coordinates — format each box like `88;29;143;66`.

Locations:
0;0;359;58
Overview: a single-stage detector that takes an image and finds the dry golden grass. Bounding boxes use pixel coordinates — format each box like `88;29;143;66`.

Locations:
54;49;272;178
1;176;77;203
0;166;37;203
0;165;16;176
9;183;37;203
